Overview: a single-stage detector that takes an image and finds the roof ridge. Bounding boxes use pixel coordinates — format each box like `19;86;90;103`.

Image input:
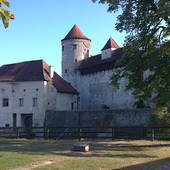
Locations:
2;59;44;67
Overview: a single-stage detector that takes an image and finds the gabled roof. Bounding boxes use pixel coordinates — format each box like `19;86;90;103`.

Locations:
0;60;78;94
102;38;120;51
62;25;91;41
78;48;123;75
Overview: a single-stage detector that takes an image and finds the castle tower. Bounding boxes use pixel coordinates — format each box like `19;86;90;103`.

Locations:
101;37;119;59
61;25;91;86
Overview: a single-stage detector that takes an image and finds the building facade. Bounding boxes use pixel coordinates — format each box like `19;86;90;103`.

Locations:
0;60;78;127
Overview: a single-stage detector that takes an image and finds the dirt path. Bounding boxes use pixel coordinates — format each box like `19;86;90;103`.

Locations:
12;156;72;170
12;160;54;170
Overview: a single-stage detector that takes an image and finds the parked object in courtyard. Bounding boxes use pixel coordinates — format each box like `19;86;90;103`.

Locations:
73;143;89;152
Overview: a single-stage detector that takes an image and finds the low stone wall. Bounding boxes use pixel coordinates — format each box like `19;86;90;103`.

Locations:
45;109;153;127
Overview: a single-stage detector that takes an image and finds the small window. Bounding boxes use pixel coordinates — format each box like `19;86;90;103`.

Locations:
3;98;9;107
62;45;64;51
87;50;89;57
36;88;39;92
71;102;74;110
19;98;24;107
75;59;77;62
23;89;26;92
33;97;38;107
65;69;67;73
73;44;77;50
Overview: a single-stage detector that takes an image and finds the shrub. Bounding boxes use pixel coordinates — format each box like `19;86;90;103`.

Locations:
151;107;170;140
101;104;110;110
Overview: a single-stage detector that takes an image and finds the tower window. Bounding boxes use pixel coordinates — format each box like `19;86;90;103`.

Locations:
75;59;77;62
65;69;68;73
87;50;89;57
62;46;64;51
73;44;77;50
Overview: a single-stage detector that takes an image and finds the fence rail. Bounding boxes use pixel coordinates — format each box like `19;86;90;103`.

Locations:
0;126;170;140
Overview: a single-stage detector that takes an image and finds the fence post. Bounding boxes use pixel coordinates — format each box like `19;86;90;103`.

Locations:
78;127;81;141
17;127;19;138
112;127;114;140
152;128;155;141
44;127;46;139
47;128;50;140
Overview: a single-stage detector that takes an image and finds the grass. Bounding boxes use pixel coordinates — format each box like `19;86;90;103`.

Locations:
0;139;170;170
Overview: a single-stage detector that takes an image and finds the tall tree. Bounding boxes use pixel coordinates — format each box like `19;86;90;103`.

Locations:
0;0;14;28
92;0;170;108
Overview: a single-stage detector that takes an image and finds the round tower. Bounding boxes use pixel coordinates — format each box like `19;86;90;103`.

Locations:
61;25;91;86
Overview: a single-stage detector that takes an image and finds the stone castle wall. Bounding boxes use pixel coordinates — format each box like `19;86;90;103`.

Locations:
45;109;153;127
76;69;135;110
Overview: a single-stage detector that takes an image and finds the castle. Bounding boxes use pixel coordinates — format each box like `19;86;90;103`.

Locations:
0;25;136;128
61;25;135;110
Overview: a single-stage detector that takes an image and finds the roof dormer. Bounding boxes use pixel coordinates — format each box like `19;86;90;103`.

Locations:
101;38;119;59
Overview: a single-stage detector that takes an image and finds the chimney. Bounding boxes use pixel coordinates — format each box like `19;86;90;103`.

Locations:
49;65;55;78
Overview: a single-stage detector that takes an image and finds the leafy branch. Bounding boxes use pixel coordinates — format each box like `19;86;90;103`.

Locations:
0;0;14;28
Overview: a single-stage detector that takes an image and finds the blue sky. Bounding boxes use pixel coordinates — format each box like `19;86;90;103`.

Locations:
0;0;126;75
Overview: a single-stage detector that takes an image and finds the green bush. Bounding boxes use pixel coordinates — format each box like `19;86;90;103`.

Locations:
151;107;170;139
101;104;110;110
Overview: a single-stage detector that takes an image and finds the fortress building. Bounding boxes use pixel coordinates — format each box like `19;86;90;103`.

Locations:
61;25;135;109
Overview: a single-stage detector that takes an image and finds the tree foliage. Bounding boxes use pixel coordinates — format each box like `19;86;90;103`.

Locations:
92;0;170;108
0;0;14;28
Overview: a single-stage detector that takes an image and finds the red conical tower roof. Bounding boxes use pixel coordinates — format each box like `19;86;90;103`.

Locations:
102;38;119;50
62;25;90;41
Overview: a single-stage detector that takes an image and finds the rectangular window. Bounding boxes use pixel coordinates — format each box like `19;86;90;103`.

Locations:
19;98;24;107
71;102;74;110
62;45;64;51
3;98;9;107
73;44;77;50
33;97;38;107
13;113;17;127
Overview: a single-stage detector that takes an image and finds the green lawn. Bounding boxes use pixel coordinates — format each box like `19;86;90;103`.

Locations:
0;139;170;170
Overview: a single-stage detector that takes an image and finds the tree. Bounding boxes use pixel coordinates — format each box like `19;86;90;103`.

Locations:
0;0;14;28
92;0;170;108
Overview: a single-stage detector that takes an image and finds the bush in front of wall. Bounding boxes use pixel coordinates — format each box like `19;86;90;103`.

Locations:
151;107;170;140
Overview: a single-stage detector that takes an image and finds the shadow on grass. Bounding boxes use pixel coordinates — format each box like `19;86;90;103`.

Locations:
53;152;157;159
115;157;170;170
0;139;169;158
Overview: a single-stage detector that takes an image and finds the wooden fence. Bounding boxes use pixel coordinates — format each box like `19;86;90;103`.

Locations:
0;126;170;140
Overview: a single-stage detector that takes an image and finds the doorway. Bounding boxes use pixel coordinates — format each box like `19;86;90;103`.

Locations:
21;114;33;128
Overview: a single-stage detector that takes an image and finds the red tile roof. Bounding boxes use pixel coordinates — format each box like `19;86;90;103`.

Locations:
102;38;120;50
0;60;78;94
78;48;123;75
62;25;91;41
52;72;78;94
